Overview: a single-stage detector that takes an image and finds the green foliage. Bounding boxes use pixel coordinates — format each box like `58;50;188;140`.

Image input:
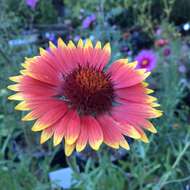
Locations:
0;157;51;190
35;0;58;24
1;0;58;28
71;153;125;190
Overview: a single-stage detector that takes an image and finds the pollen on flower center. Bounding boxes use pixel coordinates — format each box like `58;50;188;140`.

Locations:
142;59;149;66
62;66;115;115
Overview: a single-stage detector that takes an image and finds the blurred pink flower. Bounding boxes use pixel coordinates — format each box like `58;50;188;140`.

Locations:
155;39;168;47
26;0;38;9
135;50;157;71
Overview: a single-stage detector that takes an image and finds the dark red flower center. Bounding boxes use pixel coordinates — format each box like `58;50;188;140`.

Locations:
141;58;150;67
62;66;115;115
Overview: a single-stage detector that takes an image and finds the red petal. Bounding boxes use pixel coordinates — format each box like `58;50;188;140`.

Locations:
53;110;74;146
24;56;62;86
65;110;80;145
76;116;89;152
20;76;58;98
31;103;68;131
112;103;162;119
115;83;152;104
86;116;103;150
108;60;147;88
97;114;122;149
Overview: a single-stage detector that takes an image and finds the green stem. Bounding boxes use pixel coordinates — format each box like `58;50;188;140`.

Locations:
153;137;190;190
1;133;11;155
66;155;80;175
164;175;190;185
0;48;11;63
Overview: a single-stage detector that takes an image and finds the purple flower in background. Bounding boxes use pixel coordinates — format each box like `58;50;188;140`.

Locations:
155;28;162;36
45;32;56;42
74;35;81;42
163;47;171;57
135;50;157;71
26;0;38;9
82;14;96;29
178;65;186;73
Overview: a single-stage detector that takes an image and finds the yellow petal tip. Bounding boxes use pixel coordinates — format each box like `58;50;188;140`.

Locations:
144;72;151;79
58;38;66;48
65;137;77;145
40;138;45;144
120;140;130;150
15;101;29;111
7;84;19;91
31;126;39;132
103;42;111;54
84;38;93;48
140;135;149;143
91;143;101;151
9;76;22;83
128;61;137;68
68;40;76;49
76;144;85;152
31;123;47;132
129;128;141;139
146;88;154;94
22;114;35;121
77;39;84;48
150;127;157;134
65;144;75;157
8;93;23;101
95;41;101;49
53;136;62;146
49;41;56;50
40;134;49;144
39;47;46;56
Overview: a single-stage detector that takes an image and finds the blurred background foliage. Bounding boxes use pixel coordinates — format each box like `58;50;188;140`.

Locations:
0;0;190;190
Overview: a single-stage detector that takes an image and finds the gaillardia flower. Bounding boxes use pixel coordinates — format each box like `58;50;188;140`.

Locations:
135;50;157;71
8;39;162;156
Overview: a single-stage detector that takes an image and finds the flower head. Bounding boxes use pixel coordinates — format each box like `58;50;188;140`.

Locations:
135;50;157;71
163;47;171;57
8;39;162;156
178;65;186;73
82;14;96;29
155;39;168;47
26;0;38;9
